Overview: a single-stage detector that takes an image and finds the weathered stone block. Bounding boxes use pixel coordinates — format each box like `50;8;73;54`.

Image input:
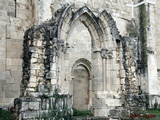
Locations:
94;99;102;108
92;79;103;91
109;109;120;118
105;99;122;106
16;9;28;20
5;71;11;78
0;98;14;106
65;60;69;67
0;84;2;90
111;78;119;85
5;90;20;98
17;0;29;5
28;83;37;88
46;71;55;79
64;53;69;60
9;17;21;26
30;64;41;70
6;58;12;66
98;108;109;117
0;50;6;56
7;41;23;58
0;58;5;65
7;12;15;17
22;111;39;119
51;78;57;84
120;78;125;85
120;69;125;78
38;85;45;92
32;53;39;58
20;102;29;112
0;65;5;71
30;70;36;75
11;71;22;77
42;98;50;110
130;66;135;72
11;84;20;91
29;102;39;110
101;98;107;108
94;108;109;117
2;83;11;91
27;87;35;92
31;58;37;63
29;75;37;82
0;71;6;80
37;40;43;46
0;91;5;98
12;59;22;66
6;25;11;39
50;63;56;71
38;71;44;77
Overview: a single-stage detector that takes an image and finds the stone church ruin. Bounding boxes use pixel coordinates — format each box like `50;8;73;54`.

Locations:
0;0;160;120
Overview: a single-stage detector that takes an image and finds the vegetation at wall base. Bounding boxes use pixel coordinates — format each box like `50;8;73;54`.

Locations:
139;0;148;73
72;108;93;116
0;109;16;120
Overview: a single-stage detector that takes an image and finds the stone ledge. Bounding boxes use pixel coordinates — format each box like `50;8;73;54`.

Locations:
21;111;39;119
73;116;109;120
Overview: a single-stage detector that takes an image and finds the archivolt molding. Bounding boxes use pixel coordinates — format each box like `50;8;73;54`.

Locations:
21;4;120;94
57;4;74;39
57;4;120;50
98;10;120;41
71;58;91;77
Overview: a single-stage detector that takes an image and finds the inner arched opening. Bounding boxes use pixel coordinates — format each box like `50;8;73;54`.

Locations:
73;64;90;110
66;19;92;111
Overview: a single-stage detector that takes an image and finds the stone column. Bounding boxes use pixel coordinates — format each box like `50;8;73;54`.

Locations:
102;57;106;91
50;51;57;85
146;3;160;108
101;48;113;91
49;39;66;88
38;0;52;23
89;77;92;108
106;57;109;91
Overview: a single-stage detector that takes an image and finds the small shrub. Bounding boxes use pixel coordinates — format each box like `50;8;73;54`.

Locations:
157;107;160;111
72;108;93;116
0;109;16;120
154;102;158;110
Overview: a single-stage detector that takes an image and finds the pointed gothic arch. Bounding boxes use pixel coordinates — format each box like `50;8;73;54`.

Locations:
56;5;122;116
71;58;91;77
57;5;120;49
71;58;92;110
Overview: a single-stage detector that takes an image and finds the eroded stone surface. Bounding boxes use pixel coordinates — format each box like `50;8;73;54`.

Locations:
0;0;160;120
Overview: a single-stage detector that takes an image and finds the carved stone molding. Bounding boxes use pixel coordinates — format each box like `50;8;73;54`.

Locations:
101;48;113;59
147;47;154;54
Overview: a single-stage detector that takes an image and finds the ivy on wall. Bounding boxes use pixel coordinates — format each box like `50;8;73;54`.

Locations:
139;0;148;73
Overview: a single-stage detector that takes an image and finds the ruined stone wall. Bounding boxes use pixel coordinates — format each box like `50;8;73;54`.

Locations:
0;0;134;107
2;0;160;112
0;0;37;107
153;0;160;105
156;1;160;70
2;0;160;119
39;0;132;35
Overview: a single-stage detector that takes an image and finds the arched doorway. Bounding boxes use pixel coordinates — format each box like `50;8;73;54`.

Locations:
57;5;121;116
73;64;90;110
72;58;91;111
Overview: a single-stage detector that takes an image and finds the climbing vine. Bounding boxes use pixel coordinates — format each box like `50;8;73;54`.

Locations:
72;108;93;116
39;88;73;120
139;0;148;73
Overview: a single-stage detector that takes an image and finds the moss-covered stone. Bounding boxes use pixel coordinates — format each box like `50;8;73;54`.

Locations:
139;0;148;73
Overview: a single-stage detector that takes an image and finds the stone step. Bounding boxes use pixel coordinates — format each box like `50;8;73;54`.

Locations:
73;116;109;120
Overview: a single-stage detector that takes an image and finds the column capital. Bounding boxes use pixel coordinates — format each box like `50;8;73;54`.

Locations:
101;48;113;59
